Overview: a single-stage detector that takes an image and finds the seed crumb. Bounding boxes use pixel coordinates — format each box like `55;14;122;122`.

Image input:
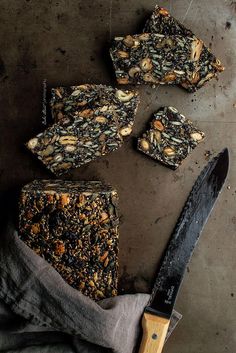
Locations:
204;150;212;160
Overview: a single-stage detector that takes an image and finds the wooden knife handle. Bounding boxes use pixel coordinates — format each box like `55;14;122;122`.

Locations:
138;312;170;353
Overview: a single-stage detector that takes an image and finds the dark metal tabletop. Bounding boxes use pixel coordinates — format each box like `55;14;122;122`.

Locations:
0;1;235;351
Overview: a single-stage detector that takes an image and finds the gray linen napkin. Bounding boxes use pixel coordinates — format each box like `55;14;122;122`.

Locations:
0;223;181;353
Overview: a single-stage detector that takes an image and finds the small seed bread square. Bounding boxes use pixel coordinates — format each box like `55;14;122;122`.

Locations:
137;106;205;169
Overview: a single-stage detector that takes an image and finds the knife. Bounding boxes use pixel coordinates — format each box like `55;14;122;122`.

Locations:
138;148;229;353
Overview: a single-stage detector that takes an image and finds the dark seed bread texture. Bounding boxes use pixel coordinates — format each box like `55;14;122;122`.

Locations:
18;180;119;301
137;106;205;169
143;5;224;92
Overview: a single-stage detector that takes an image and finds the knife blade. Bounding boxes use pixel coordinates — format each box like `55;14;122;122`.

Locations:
138;148;229;353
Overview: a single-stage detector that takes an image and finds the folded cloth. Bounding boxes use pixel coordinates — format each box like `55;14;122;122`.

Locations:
0;223;181;353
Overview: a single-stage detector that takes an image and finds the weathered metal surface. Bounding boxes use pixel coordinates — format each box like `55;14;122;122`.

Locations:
0;1;235;352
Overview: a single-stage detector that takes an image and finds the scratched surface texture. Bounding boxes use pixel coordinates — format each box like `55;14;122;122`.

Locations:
0;1;235;352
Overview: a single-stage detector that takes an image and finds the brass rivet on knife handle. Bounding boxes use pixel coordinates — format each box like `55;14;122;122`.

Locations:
139;313;170;353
